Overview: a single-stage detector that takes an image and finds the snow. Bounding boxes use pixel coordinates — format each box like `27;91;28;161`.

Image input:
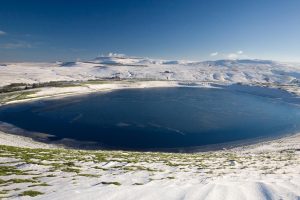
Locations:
1;56;300;88
0;130;55;149
0;54;300;199
1;131;300;200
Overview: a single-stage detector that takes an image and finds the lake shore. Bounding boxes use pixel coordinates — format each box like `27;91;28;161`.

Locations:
1;80;300;152
0;82;300;199
1;58;300;199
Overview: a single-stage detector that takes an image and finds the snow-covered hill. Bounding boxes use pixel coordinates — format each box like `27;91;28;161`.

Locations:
1;55;299;88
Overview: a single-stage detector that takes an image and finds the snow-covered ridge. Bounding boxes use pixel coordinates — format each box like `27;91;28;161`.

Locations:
91;54;190;65
1;55;300;89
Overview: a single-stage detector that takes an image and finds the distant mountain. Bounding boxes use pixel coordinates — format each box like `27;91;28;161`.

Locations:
89;54;190;66
191;59;276;67
1;54;300;88
85;54;279;68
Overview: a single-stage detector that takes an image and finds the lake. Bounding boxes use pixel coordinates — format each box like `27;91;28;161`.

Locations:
0;86;300;152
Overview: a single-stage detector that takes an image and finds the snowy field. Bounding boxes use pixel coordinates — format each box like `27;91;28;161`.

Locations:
0;55;300;199
1;131;300;200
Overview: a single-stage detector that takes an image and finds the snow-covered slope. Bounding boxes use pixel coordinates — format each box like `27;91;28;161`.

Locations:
1;55;300;200
1;130;300;200
1;55;299;88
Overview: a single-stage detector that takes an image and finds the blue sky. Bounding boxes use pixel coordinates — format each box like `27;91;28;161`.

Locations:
0;0;300;62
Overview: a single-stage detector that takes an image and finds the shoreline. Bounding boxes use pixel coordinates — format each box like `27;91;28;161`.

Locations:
0;80;218;106
0;80;300;153
1;127;300;153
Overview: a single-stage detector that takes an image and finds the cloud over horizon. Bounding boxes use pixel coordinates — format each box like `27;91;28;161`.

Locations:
0;30;6;36
210;50;247;60
227;50;245;59
210;52;218;57
0;41;32;49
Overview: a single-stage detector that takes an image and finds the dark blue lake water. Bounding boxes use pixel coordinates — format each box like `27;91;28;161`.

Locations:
0;86;300;152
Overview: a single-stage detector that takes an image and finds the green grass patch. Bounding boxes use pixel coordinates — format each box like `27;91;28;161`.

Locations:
61;167;80;173
0;165;27;176
78;173;99;178
28;183;51;187
10;178;37;184
19;190;44;197
0;189;10;195
0;178;37;186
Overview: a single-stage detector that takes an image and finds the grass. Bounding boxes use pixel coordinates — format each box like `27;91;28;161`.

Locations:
0;178;37;185
78;173;99;178
0;79;144;104
100;181;121;186
0;179;6;185
122;165;160;172
65;161;76;167
0;165;26;176
93;166;109;171
83;80;112;85
61;167;80;173
0;189;10;194
0;90;38;103
9;178;37;184
133;182;144;185
28;183;51;187
46;174;56;177
0;79;116;96
166;176;175;179
0;143;299;198
19;190;44;197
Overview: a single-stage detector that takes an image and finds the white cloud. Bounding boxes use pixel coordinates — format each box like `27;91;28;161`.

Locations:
227;50;244;59
0;42;32;49
210;52;218;57
0;30;6;36
108;52;125;57
228;53;238;59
